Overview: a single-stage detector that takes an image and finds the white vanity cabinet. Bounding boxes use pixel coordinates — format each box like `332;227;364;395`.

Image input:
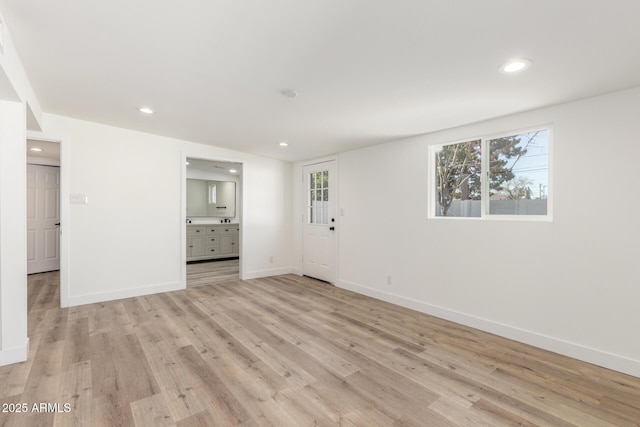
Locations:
187;224;239;262
219;224;240;256
186;226;206;258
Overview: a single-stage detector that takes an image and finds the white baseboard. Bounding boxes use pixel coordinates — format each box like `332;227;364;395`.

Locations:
243;267;295;280
66;281;184;307
0;338;29;367
337;279;640;379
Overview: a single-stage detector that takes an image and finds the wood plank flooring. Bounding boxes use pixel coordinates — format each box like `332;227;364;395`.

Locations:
1;271;640;426
187;259;239;287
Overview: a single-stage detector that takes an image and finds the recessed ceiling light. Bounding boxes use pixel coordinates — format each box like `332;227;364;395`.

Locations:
29;147;43;152
279;141;289;147
185;161;190;165
280;89;298;98
229;169;237;173
139;107;154;114
499;58;532;74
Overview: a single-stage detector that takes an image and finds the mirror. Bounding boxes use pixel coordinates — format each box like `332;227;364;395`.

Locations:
187;179;236;217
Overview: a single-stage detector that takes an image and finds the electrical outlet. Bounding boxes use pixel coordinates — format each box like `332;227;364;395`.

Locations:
269;256;274;263
386;275;392;285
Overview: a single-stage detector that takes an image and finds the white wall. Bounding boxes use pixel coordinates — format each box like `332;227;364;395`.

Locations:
0;100;28;365
241;154;293;278
0;12;42;129
27;156;60;167
325;86;640;377
43;114;294;306
0;10;39;366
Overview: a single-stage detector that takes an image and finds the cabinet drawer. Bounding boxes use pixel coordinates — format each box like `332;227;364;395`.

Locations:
220;226;239;234
206;226;220;235
187;226;205;235
207;236;218;245
206;246;220;255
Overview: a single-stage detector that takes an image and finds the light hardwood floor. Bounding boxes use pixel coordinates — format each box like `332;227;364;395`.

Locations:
1;272;639;426
187;259;239;287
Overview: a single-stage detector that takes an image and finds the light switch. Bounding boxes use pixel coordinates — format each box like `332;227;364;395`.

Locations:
70;194;88;204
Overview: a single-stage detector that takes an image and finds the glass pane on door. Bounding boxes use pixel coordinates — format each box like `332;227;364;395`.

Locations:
308;169;329;224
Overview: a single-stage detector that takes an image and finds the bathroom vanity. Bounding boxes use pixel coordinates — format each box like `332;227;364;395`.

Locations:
186;223;240;262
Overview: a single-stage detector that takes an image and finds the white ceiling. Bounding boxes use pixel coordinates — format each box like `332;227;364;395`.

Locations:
27;139;60;160
187;158;241;177
2;1;640;162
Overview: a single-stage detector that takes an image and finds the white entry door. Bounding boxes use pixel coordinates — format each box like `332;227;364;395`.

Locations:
302;161;337;283
27;164;60;274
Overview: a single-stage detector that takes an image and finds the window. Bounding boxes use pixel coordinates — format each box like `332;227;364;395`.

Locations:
434;139;482;217
431;127;550;220
308;170;329;224
208;183;217;204
487;130;549;216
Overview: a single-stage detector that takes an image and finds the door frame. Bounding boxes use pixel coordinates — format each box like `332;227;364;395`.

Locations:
300;156;339;283
180;151;244;288
26;131;69;307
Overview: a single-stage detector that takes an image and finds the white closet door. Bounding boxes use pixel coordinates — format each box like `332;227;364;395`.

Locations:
27;164;60;274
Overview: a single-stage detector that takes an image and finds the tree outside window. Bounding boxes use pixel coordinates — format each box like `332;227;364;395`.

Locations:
433;128;550;218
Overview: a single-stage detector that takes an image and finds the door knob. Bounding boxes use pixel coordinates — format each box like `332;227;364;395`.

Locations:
329;226;335;231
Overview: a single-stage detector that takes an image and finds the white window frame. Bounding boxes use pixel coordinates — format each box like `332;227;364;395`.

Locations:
429;124;553;222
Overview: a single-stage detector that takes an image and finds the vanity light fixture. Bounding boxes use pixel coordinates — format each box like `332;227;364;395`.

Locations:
279;141;289;147
29;147;43;152
139;107;154;114
229;169;237;173
185;161;190;165
499;58;532;74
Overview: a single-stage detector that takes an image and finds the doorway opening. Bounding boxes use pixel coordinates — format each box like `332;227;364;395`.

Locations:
26;138;60;275
26;136;65;311
184;157;242;287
